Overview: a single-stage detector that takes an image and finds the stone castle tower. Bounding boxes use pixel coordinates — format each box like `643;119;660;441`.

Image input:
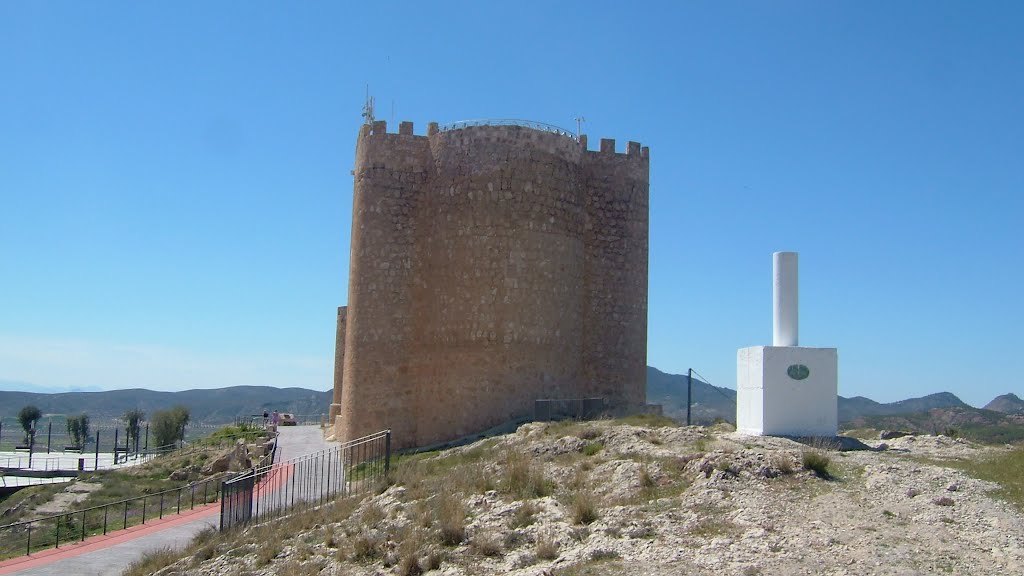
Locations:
330;120;649;450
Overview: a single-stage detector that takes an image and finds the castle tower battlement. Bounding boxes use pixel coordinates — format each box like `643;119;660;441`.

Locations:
336;121;649;450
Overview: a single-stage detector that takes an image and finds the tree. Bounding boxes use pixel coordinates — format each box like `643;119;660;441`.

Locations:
123;409;145;450
65;414;90;448
17;405;41;444
152;405;190;449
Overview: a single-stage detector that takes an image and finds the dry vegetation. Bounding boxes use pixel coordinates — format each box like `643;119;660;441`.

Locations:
125;419;1024;576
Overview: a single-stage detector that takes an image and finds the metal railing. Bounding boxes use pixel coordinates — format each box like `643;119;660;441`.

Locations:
219;429;390;531
0;476;224;561
438;119;579;140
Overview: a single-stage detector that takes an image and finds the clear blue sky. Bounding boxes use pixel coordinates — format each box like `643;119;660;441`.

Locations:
1;2;1021;406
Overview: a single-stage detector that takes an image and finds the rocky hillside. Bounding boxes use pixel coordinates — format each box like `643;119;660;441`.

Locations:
985;393;1024;415
140;417;1024;576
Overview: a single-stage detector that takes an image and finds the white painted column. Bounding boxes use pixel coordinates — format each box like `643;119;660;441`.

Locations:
773;251;798;347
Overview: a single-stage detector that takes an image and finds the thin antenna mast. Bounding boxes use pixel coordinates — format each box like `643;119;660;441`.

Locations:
361;85;375;125
574;116;586;137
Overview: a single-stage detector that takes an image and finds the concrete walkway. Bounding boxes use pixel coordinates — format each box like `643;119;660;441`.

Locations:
0;425;336;576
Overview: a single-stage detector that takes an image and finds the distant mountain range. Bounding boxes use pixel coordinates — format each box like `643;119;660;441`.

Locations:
0;387;332;423
645;366;1016;426
0;367;1017;431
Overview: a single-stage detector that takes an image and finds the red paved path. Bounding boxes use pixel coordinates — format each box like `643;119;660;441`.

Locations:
0;503;220;574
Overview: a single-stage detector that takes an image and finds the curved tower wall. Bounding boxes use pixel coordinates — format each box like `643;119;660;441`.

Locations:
339;121;429;446
414;127;586;445
582;140;650;409
336;122;648;450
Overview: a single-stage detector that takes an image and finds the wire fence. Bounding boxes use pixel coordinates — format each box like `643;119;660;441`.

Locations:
220;430;390;532
437;119;579;140
0;475;224;561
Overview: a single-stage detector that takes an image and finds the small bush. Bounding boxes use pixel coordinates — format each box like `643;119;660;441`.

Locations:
801;450;832;478
578;427;602;440
535;529;560;560
582;442;604;456
933;496;955;507
639;465;656;489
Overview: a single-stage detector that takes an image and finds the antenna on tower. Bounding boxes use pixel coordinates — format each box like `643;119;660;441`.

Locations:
361;85;375;125
574;116;586;137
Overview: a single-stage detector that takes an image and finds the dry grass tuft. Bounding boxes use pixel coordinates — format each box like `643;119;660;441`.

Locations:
471;530;504;557
122;547;181;576
509;501;540;528
535;528;560;560
350;533;384;561
436;492;466;545
502;449;550;499
569;489;600;525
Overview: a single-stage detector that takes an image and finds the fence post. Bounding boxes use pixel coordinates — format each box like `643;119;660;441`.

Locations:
95;430;100;470
47;420;52;454
145;424;149;451
114;428;119;465
385;431;391;476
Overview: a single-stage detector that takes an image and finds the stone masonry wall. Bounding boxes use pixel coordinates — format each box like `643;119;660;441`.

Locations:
336;122;649;450
329;306;346;425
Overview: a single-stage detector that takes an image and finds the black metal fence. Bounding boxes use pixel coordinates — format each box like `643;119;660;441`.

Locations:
438;118;579;140
0;476;223;561
220;430;390;531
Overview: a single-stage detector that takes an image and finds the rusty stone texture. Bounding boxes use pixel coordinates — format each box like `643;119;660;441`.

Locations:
335;122;649;450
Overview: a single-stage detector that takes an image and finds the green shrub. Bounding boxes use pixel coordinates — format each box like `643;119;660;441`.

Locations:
582;442;603;456
801;450;832;478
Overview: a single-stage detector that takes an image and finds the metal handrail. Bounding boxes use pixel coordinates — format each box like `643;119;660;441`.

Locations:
219;429;390;531
0;475;224;559
438;119;578;141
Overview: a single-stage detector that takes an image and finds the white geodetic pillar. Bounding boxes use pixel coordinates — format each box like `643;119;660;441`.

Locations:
773;252;798;347
737;252;838;437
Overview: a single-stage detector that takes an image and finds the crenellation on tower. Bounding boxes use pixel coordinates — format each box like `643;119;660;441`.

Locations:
399;121;414;135
600;138;616;153
627;141;641;156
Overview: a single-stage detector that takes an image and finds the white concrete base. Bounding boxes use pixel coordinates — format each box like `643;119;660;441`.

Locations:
737;346;838;437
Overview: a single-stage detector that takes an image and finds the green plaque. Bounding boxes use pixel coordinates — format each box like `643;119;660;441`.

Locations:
787;364;810;380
